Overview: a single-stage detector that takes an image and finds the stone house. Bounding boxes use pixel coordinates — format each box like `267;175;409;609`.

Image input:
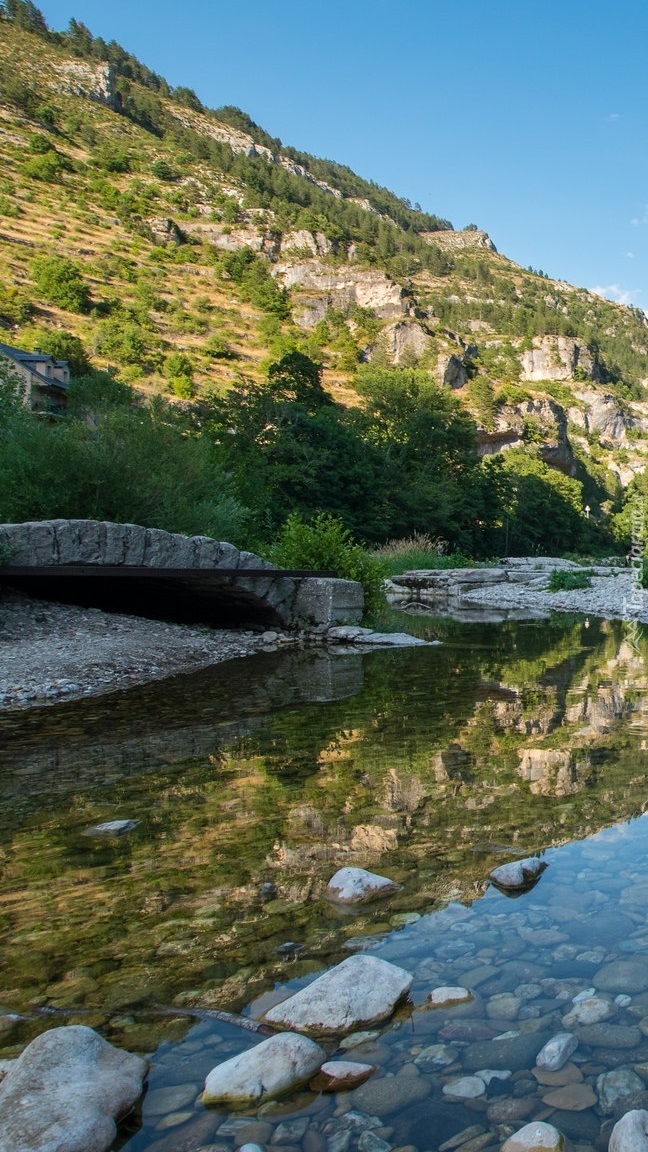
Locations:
0;341;70;415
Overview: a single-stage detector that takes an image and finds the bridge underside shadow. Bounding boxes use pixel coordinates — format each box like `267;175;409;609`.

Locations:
0;568;286;629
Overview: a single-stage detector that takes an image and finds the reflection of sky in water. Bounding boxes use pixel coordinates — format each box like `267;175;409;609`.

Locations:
2;615;648;1148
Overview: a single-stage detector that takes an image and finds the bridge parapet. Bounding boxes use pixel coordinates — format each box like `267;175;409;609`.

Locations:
0;520;364;630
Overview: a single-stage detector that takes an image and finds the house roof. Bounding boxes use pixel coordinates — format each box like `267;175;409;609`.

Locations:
0;342;69;390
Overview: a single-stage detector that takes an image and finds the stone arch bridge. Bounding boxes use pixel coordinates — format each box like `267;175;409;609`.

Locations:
0;520;363;630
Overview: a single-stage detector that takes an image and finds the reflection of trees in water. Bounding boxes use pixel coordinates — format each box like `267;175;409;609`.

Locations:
1;616;648;1031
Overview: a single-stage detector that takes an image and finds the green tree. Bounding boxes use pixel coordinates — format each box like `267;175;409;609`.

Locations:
31;257;90;313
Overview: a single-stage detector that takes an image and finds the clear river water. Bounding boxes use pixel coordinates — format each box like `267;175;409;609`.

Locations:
2;610;648;1151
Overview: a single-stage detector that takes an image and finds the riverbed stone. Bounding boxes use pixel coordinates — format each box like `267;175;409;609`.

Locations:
535;1032;578;1071
595;959;648;994
442;1075;486;1099
501;1122;565;1151
326;867;400;904
597;1067;645;1113
461;1031;549;1072
264;955;412;1035
609;1109;648;1152
489;858;547;891
310;1060;376;1092
486;1097;535;1124
576;1022;642;1048
561;996;614;1027
350;1067;430;1115
0;1024;147;1152
540;1082;597;1110
202;1032;325;1105
428;986;474;1009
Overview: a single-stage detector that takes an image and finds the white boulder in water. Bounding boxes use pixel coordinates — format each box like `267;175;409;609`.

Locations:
609;1109;648;1151
202;1032;325;1106
264;954;413;1035
489;857;547;891
326;866;400;904
0;1025;147;1152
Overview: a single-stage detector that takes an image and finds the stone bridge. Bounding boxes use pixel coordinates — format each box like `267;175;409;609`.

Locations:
0;520;363;630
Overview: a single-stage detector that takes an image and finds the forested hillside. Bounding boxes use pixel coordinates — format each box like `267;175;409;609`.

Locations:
1;0;648;563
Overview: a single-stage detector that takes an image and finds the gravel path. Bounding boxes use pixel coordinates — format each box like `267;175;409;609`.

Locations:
0;591;285;712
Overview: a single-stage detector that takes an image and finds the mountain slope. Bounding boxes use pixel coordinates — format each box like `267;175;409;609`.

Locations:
1;5;647;551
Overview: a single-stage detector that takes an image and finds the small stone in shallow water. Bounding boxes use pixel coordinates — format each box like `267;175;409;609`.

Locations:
561;997;614;1027
535;1032;578;1071
438;1128;488;1152
339;1031;380;1050
326;867;401;904
309;1061;376;1092
427;986;474;1009
540;1082;597;1110
532;1062;582;1087
501;1122;565;1151
597;1067;645;1114
414;1043;458;1069
488;857;547;892
442;1075;486;1099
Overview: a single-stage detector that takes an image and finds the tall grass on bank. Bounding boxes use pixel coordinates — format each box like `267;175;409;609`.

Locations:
372;533;475;577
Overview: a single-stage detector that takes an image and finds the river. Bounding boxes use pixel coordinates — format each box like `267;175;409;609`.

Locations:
1;611;647;1150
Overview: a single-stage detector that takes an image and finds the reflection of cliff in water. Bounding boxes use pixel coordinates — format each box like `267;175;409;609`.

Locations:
0;649;363;795
2;616;648;1030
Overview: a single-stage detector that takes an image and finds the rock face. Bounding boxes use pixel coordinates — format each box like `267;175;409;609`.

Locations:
569;389;629;444
367;320;432;365
0;1025;147;1152
326;866;401;904
609;1109;648;1151
202;1031;325;1106
58;61;117;108
272;260;411;327
264;954;413;1035
424;228;497;253
437;353;468;389
520;336;602;383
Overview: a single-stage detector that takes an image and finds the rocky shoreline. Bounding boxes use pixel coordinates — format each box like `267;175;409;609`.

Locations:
388;557;648;625
0;591;429;713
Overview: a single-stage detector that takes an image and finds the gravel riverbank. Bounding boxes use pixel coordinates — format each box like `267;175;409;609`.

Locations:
460;568;647;620
0;591;288;712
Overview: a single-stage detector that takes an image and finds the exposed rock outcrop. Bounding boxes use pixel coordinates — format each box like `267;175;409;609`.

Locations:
58;62;117;109
569;389;629;444
423;228;497;252
365;319;431;365
437;352;468;389
520;336;603;383
145;217;185;246
272;260;412;327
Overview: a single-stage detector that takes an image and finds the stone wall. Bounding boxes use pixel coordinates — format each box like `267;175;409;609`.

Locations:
0;520;364;630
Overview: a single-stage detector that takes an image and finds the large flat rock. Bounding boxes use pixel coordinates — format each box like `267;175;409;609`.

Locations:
264;954;413;1035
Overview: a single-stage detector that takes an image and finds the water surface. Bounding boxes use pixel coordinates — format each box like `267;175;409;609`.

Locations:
1;613;648;1150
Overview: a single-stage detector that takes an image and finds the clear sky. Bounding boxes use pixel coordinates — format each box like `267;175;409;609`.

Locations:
35;0;648;310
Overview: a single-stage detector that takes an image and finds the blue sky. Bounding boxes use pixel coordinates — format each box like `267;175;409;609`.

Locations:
36;0;648;310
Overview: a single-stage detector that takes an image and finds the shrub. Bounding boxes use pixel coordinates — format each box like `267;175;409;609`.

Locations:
31;256;90;312
22;150;67;182
270;512;386;623
547;568;592;591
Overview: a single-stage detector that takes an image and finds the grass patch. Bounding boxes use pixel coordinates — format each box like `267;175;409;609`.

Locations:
373;533;477;576
547;569;592;592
